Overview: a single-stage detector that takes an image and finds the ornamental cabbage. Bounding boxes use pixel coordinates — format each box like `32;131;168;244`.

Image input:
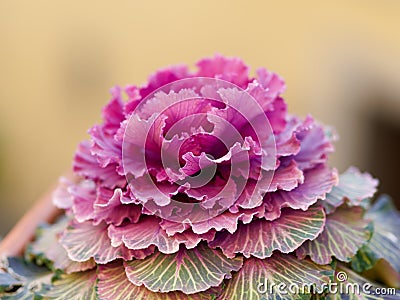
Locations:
1;55;399;300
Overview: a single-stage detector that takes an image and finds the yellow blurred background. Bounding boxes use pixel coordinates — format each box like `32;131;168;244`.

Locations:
1;1;400;236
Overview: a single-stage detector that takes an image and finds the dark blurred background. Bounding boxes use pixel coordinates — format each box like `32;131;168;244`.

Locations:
1;1;400;237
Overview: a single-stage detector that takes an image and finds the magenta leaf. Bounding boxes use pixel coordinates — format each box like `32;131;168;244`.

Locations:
265;164;338;212
108;216;215;254
14;55;397;299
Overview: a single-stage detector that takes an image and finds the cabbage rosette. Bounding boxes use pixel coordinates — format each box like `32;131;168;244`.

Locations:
1;55;398;300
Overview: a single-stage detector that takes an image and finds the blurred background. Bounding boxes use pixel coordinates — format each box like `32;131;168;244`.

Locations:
1;1;399;237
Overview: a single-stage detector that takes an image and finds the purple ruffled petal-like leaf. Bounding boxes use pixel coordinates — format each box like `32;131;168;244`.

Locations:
196;54;250;87
140;65;191;98
101;86;125;133
88;124;121;168
73;141;126;189
265;97;287;134
274;116;302;157
70;180;96;223
108;216;214;254
256;68;286;99
290;116;335;170
265;164;338;213
93;187;141;226
159;219;190;236
191;211;242;235
267;160;304;192
52;177;74;210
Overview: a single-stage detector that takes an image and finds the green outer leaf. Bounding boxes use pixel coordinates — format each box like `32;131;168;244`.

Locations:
1;288;43;300
39;269;97;300
209;205;326;259
124;243;243;294
350;246;377;275
5;257;51;279
97;261;220;300
323;167;378;214
0;272;23;287
0;257;52;300
351;195;400;273
296;206;372;265
26;217;96;273
218;253;334;300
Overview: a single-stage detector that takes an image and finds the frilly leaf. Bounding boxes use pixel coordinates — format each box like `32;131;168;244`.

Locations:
26;216;96;273
292;117;335;170
108;216;214;254
296;205;372;265
209;205;325;258
39;269;97;300
124;243;243;294
60;220;153;264
323;167;378;214
266;164;338;212
97;261;221;300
